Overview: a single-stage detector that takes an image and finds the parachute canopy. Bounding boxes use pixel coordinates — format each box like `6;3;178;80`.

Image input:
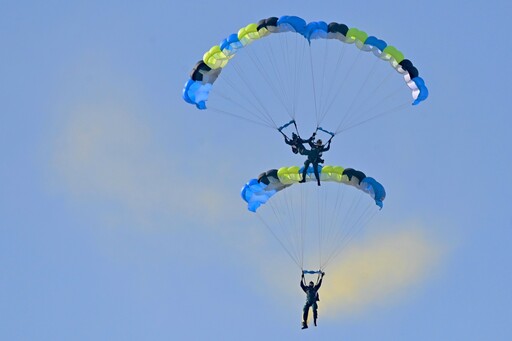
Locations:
241;165;386;212
183;15;428;135
240;165;386;270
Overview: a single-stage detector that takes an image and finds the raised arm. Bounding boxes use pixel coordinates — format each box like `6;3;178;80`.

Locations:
300;272;307;291
315;272;325;290
303;132;316;146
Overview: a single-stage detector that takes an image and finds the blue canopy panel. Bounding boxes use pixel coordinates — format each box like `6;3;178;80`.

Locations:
240;178;277;212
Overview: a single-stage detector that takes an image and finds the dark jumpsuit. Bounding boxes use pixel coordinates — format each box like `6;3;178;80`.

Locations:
284;134;314;155
301;277;323;324
300;141;330;185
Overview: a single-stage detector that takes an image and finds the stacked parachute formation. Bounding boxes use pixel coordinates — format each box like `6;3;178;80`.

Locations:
181;15;430;273
183;15;428;111
241;165;386;212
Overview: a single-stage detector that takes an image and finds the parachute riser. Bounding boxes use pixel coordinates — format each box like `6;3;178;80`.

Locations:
317;126;336;143
277;119;301;139
302;269;323;284
302;269;323;274
278;120;337;143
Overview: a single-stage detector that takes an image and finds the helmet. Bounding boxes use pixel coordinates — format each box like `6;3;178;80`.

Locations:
316;139;323;145
292;132;298;139
309;281;314;287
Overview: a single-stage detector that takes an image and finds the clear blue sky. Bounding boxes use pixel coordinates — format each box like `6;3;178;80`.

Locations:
1;0;511;340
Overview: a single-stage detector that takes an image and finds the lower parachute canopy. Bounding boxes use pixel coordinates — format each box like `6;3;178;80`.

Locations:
241;165;385;211
241;165;385;271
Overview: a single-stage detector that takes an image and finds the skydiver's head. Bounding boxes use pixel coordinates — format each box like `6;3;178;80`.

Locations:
316;139;323;146
309;281;314;287
292;132;298;139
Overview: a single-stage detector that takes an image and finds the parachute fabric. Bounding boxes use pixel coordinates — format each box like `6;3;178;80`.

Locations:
241;165;385;271
183;15;428;135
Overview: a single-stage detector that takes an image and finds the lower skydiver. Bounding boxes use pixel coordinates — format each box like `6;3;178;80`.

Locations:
301;271;325;329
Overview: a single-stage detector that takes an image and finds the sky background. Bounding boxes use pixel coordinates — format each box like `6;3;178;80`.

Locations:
1;0;511;340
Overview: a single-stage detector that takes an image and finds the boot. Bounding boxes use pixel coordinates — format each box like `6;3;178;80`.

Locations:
299;178;306;183
314;318;317;326
317;181;321;186
302;322;308;329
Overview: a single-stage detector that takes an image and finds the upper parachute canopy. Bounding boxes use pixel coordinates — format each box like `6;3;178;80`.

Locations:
183;15;428;111
241;165;386;212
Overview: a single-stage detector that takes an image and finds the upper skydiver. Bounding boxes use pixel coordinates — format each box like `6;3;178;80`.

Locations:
299;138;331;186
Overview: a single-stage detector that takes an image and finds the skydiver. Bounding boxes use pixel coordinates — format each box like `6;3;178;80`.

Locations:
284;132;315;155
300;271;325;329
299;139;331;186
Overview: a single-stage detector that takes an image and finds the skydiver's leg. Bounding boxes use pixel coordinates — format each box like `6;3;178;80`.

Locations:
302;302;311;328
300;146;312;156
313;302;318;326
298;145;307;155
313;162;321;186
300;160;311;183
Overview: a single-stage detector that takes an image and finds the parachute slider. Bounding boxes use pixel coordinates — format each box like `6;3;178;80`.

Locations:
278;119;299;139
303;270;323;274
317;127;335;137
317;127;336;143
277;120;296;132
